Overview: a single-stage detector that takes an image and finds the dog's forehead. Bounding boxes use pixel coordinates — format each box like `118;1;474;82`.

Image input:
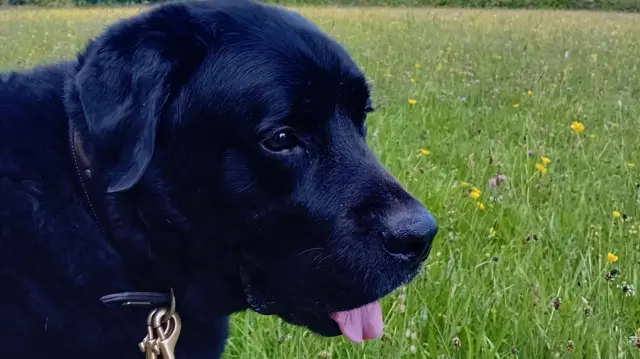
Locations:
188;3;370;126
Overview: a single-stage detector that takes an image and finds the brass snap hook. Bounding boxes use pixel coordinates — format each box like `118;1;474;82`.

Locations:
139;308;161;359
138;289;181;359
151;308;181;359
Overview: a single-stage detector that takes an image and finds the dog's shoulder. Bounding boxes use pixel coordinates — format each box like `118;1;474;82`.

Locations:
0;62;142;359
0;61;72;106
0;61;96;262
0;60;98;267
1;63;71;181
1;61;73;156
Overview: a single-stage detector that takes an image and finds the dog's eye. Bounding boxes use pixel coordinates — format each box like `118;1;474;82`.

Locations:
261;128;299;153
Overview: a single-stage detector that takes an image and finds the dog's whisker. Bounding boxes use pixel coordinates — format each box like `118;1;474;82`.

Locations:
297;247;324;257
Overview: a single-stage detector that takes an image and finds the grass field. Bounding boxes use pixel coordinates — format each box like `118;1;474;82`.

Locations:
2;4;640;358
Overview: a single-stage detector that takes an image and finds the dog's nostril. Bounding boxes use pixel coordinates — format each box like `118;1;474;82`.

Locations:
382;229;434;260
381;207;438;262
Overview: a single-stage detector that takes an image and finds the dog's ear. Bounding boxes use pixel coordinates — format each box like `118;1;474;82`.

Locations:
74;7;205;193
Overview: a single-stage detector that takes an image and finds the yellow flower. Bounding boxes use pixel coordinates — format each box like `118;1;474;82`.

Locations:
415;63;420;69
613;211;621;218
419;148;430;155
527;90;533;95
535;163;547;174
607;252;618;263
435;65;441;71
476;202;485;210
410;78;416;83
571;121;585;133
627;162;635;168
472;187;481;195
513;103;519;108
541;156;551;165
469;191;481;200
408;99;417;105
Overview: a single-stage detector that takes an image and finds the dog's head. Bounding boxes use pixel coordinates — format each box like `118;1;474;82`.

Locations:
71;0;437;342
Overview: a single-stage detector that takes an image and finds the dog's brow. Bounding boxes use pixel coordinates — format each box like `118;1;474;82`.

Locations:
365;98;375;113
345;76;372;114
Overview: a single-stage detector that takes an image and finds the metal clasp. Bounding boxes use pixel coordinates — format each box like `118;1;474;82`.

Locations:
139;289;181;359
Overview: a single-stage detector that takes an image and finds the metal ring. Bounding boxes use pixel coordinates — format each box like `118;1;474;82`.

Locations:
151;308;169;329
146;307;160;326
151;309;175;341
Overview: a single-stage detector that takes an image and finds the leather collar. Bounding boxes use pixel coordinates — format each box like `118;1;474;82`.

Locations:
68;118;108;238
68;117;172;308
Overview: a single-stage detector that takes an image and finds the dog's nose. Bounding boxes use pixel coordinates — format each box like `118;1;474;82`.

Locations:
381;203;438;262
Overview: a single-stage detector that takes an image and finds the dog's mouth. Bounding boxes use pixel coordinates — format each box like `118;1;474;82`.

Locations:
270;300;385;343
329;300;384;343
239;254;424;343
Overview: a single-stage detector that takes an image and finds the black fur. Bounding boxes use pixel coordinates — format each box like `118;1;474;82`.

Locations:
0;1;438;358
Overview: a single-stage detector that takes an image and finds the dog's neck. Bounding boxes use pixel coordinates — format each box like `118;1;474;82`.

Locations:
62;63;248;320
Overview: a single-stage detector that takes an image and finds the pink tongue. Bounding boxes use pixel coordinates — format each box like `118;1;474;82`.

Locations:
330;301;384;343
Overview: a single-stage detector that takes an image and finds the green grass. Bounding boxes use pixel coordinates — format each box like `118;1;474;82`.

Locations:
2;5;640;358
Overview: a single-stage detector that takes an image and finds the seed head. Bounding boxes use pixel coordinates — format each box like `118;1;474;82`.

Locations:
452;336;461;350
567;340;574;352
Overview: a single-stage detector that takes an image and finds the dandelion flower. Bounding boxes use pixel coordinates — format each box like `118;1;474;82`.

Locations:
408;99;417;105
469;191;481;200
527;90;533;95
410;78;416;83
535;163;547;174
419;148;430;155
613;211;621;218
513;103;519;108
571;121;585;133
627;163;635;168
476;202;485;210
415;63;420;69
541;156;551;165
607;252;619;263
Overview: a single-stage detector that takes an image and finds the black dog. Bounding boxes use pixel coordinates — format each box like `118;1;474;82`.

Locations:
0;0;438;358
